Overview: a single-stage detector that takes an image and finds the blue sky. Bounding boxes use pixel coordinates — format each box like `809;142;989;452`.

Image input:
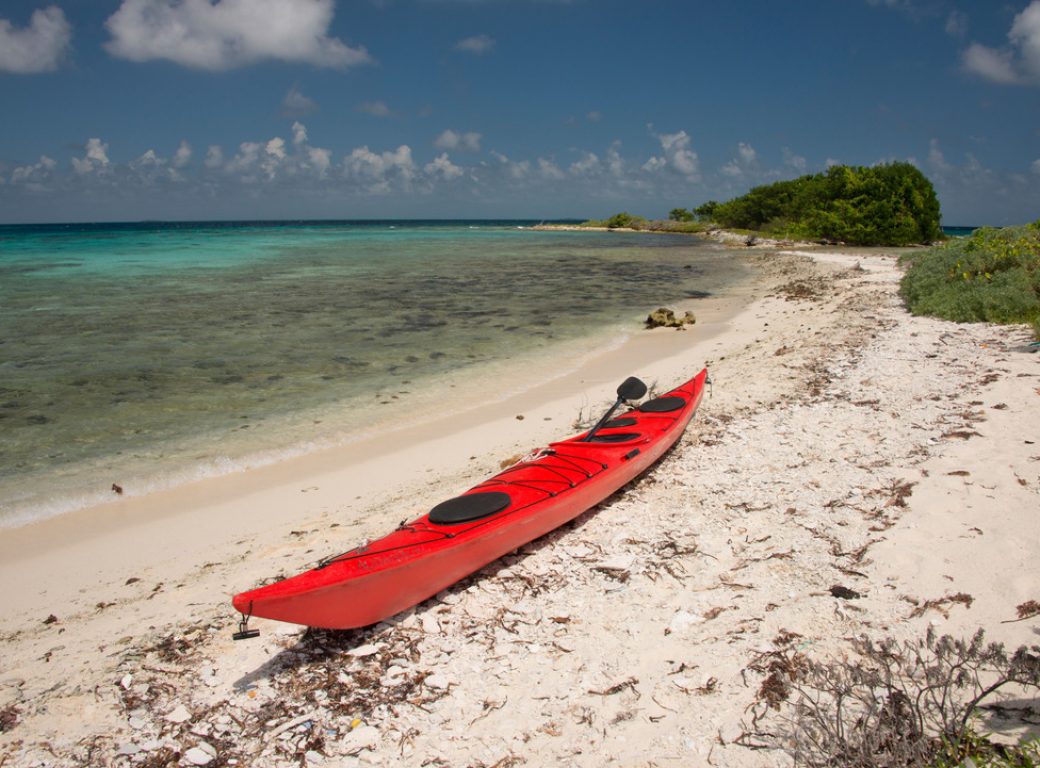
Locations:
1;0;1038;225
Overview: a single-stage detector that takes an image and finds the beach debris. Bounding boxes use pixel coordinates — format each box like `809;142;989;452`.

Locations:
829;585;862;600
588;677;640;697
1002;600;1040;624
906;592;974;619
0;704;19;733
112;483;124;495
645;307;696;329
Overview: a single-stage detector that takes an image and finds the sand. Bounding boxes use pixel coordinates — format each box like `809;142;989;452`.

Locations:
1;240;1037;767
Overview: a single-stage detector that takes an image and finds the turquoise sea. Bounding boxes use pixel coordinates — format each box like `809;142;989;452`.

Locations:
0;220;748;526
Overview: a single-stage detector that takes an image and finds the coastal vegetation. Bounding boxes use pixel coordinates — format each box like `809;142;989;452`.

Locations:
580;211;708;234
700;162;942;246
583;163;940;246
900;221;1040;338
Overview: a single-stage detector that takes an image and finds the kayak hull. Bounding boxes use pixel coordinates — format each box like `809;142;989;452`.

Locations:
232;369;707;629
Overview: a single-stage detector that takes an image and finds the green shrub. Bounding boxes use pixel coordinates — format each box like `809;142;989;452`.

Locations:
900;221;1040;337
605;211;647;229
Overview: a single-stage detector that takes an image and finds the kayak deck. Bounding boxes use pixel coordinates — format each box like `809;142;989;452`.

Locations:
232;368;707;630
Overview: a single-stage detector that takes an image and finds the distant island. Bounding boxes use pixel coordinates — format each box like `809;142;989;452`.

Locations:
579;162;942;247
562;162;1038;339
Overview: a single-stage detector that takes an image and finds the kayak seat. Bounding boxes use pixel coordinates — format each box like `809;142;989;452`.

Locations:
638;396;685;413
429;491;512;525
603;417;637;428
585;432;640;443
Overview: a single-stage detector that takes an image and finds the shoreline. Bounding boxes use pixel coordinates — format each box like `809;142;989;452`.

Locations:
0;248;765;612
2;241;1037;767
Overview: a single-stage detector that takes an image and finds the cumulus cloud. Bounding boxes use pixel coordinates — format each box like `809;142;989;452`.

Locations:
963;1;1040;85
454;34;494;54
963;43;1019;83
173;140;192;167
783;147;808;174
71;138;111;175
434;129;481;152
645;129;699;178
0;6;71;74
537;158;565;180
10;155;56;187
945;10;967;38
358;100;392;117
490;150;530;180
282;85;318;117
306;146;332;177
424;153;464;180
104;0;372;70
569;152;599;176
205;145;225;168
927;138;953;176
344;145;416;193
721;141;758;178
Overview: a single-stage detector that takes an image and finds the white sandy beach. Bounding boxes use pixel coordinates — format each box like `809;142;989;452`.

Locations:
1;241;1037;767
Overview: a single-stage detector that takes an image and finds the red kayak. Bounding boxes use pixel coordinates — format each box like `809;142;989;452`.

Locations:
232;369;707;632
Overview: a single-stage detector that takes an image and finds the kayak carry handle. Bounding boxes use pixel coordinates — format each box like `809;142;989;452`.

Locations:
232;603;260;640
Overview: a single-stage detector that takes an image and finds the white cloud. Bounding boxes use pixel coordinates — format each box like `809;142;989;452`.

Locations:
173;140;192;167
928;138;953;175
1012;1;1040;80
344;145;416;193
10;155;56;185
962;1;1040;85
721;141;758;178
104;0;372;71
282;85;318;116
490;150;530;180
646;130;699;178
434;129;481;152
306;146;332;177
132;149;162;168
425;153;464;180
292;121;308;146
537;158;565;180
71;138;111;175
963;42;1019;83
605;142;624;177
455;34;494;54
0;6;71;74
945;10;967;38
358;100;392;117
783;147;807;174
205;145;225;169
569;152;599;176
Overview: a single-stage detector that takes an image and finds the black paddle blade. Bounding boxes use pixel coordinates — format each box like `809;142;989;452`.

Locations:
617;376;647;402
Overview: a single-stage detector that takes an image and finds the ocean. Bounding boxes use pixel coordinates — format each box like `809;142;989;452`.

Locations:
0;220;748;527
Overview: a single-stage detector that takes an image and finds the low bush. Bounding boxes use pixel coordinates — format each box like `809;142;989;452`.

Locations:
900;221;1040;338
744;627;1040;767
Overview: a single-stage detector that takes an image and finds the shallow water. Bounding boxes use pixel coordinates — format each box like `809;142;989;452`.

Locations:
0;221;748;525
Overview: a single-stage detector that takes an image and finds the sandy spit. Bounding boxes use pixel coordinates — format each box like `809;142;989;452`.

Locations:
1;244;1037;767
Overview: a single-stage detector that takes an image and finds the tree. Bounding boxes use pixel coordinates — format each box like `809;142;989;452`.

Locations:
669;207;694;222
707;163;940;246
